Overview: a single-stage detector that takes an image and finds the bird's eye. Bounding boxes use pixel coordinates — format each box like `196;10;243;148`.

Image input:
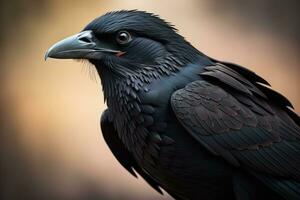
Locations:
116;31;132;44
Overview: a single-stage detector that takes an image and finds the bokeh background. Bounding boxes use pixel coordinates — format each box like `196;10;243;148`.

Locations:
0;0;299;199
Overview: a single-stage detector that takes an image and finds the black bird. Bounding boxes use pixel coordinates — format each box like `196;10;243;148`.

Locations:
45;10;300;200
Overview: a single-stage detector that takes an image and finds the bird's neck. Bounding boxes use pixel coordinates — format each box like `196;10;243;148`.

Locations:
98;69;148;153
98;55;182;103
98;53;208;111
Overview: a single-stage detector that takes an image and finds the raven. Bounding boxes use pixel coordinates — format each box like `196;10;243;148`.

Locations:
45;10;300;200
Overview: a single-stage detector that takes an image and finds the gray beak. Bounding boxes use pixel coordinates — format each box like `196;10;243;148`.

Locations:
45;30;120;60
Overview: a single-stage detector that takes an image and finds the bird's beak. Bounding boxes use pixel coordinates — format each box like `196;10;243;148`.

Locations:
45;30;121;60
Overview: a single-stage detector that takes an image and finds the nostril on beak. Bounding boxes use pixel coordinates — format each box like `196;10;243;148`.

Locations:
77;30;94;43
78;37;91;43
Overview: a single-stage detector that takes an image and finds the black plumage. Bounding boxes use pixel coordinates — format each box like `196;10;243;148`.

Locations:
46;10;300;200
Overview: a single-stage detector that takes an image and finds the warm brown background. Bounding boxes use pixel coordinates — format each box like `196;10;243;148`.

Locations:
1;0;299;200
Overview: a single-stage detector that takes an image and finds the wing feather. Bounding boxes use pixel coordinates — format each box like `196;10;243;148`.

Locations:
171;80;300;180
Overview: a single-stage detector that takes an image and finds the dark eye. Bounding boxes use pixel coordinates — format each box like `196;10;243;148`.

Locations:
116;31;132;44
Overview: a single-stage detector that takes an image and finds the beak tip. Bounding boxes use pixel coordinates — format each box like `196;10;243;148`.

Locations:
44;49;52;61
44;52;49;61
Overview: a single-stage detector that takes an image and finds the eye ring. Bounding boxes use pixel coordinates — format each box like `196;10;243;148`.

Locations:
116;31;132;45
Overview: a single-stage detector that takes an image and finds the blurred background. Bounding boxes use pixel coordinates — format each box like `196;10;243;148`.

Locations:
0;0;299;199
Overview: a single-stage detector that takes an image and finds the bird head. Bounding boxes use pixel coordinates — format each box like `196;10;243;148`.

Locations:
45;10;201;78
